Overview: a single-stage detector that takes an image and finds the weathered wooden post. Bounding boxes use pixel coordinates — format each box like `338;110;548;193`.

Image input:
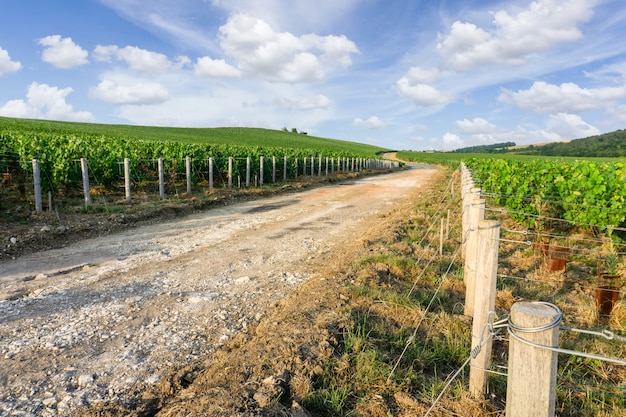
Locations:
124;158;131;202
208;157;214;189
325;157;329;176
310;156;314;176
81;158;92;207
272;156;277;183
259;156;264;186
32;159;43;213
439;217;444;256
228;157;233;189
283;156;287;181
185;157;192;194
469;219;501;398
318;156;322;176
303;157;307;176
464;196;485;317
158;158;165;199
246;157;251;187
506;302;560;417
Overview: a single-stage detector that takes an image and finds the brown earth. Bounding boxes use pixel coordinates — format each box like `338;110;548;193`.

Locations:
0;163;440;416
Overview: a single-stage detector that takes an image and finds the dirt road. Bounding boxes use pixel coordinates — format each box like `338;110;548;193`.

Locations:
0;164;437;416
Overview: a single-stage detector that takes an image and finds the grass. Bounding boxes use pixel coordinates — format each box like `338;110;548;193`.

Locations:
0;116;391;158
303;167;626;416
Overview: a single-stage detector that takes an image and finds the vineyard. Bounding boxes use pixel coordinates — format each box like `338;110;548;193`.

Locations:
0;117;391;194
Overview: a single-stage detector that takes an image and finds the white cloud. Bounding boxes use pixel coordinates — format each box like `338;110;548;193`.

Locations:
545;112;600;138
353;116;387;129
90;79;169;105
395;76;454;107
442;132;464;148
455;118;502;135
274;94;331;110
0;47;21;75
210;0;359;33
38;35;89;69
93;45;189;73
498;81;626;114
0;82;94;121
194;56;241;78
437;0;594;71
404;66;442;84
218;13;358;83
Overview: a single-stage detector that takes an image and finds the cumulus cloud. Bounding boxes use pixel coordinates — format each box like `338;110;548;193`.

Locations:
218;13;358;83
194;56;241;78
274;94;331;110
545;112;600;138
442;132;464;148
38;35;89;69
395;76;453;107
455;117;502;135
90;79;169;105
437;0;594;71
0;82;94;121
93;45;189;73
0;47;22;75
498;81;626;114
353;116;387;129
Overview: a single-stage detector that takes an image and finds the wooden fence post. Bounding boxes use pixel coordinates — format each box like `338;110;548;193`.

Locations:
32;159;43;213
260;156;264;186
81;158;92;207
246;157;251;187
228;157;233;189
464;196;485;317
124;158;131;202
270;156;275;182
506;302;560;417
209;157;214;189
185;157;192;194
469;219;501;398
158;158;165;199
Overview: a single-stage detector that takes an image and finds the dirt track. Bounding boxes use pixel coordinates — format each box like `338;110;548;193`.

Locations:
0;164;437;416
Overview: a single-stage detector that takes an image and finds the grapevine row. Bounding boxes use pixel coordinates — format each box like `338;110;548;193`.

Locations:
0;130;372;192
464;158;626;236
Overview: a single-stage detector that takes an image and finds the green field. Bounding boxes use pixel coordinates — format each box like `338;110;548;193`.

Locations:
0;116;390;158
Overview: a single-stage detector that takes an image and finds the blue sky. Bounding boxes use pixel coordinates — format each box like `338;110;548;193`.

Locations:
1;0;626;151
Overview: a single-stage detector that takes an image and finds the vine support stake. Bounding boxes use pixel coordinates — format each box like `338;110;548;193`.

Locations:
228;157;233;189
124;158;131;202
185;157;192;194
158;158;165;199
246;157;251;188
32;159;43;213
469;219;501;399
208;157;214;189
283;156;287;182
81;158;91;208
506;302;560;417
273;156;277;183
259;156;264;186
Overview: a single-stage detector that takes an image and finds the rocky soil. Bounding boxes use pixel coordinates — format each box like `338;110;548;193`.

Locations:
0;164;437;416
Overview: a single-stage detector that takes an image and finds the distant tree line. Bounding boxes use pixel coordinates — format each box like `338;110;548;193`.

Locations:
453;142;516;153
510;129;626;157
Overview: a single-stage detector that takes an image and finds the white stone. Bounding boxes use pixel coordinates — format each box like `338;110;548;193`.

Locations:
77;374;94;387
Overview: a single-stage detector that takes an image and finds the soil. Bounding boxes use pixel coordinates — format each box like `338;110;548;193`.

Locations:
0;162;439;416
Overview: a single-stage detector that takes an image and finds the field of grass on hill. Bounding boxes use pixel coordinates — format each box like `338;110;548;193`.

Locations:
0;117;390;158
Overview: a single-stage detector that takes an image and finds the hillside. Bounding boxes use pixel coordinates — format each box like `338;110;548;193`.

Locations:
0;116;390;158
511;129;626;157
